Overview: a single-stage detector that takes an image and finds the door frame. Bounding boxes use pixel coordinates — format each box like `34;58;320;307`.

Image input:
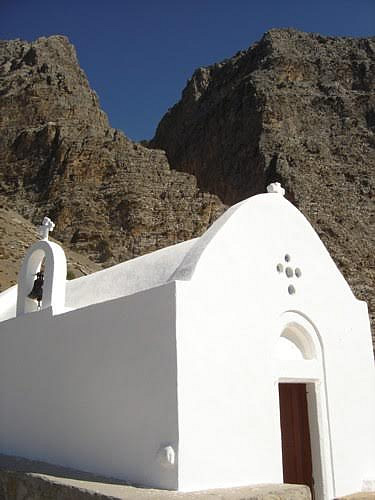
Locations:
278;381;321;499
274;311;334;500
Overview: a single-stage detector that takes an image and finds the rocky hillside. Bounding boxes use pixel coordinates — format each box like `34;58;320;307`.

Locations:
0;36;225;267
0;206;100;291
151;28;375;348
0;30;373;350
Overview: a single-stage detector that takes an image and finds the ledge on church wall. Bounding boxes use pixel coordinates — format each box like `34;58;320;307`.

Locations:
0;454;314;500
0;454;374;499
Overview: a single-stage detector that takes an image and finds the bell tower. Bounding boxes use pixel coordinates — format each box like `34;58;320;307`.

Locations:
16;217;67;316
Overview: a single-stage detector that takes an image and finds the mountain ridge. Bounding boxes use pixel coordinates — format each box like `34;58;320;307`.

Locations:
0;34;226;267
0;29;373;351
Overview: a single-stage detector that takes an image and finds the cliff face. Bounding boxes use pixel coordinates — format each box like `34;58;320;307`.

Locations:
151;29;375;348
0;30;374;349
0;36;225;266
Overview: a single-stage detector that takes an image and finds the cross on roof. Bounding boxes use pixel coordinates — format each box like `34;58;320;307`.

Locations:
266;182;285;196
38;217;55;240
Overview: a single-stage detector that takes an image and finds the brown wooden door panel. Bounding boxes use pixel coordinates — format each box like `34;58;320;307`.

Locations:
279;383;314;494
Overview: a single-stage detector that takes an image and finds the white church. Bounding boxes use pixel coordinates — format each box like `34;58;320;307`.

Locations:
0;183;374;500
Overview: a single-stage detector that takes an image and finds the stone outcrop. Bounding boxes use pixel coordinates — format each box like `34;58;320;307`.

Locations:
151;28;375;349
0;36;225;268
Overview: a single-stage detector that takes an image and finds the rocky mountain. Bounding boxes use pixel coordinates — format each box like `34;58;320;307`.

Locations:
0;36;225;267
0;206;101;291
0;30;373;351
151;28;375;350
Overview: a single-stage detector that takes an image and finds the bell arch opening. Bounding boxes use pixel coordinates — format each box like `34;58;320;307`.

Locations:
16;240;67;316
23;249;46;313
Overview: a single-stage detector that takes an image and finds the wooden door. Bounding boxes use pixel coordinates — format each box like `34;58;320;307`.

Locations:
279;383;314;496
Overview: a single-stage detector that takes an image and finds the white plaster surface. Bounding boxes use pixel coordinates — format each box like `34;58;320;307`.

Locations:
65;239;197;311
266;182;285;195
0;191;374;498
0;238;196;321
38;216;55;240
0;285;17;322
362;480;375;492
0;283;179;490
174;195;375;497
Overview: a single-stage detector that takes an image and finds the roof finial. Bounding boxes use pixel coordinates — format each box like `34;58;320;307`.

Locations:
266;182;285;196
38;217;55;240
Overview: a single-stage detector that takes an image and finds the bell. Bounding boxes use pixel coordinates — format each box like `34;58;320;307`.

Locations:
28;271;44;309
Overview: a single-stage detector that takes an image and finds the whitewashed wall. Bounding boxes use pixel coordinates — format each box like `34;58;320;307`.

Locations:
0;193;374;498
0;282;179;490
175;194;375;497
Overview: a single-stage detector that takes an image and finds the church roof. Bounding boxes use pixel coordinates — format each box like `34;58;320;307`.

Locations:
3;184;352;321
65;237;198;310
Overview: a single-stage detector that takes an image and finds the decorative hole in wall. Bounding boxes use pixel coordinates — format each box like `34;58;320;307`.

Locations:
276;254;303;296
285;267;293;278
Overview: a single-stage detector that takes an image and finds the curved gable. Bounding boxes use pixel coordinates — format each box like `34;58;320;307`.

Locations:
172;193;355;302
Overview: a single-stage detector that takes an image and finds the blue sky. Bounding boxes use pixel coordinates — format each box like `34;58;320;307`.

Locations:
1;0;374;141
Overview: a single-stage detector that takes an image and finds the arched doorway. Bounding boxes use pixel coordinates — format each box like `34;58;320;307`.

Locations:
275;312;334;500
